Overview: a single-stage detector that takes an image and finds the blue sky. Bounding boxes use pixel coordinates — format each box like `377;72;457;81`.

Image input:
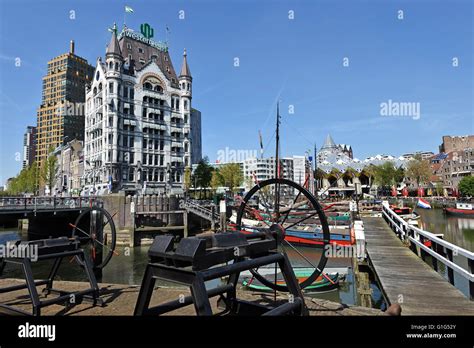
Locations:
0;0;472;185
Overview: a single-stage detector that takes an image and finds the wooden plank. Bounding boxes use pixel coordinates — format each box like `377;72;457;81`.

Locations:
363;217;474;315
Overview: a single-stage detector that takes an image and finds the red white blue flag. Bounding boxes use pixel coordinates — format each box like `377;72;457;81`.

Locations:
417;198;431;209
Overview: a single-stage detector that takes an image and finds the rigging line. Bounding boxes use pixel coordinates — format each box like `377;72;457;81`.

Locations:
281;118;315;148
261;130;276;157
260;79;287;132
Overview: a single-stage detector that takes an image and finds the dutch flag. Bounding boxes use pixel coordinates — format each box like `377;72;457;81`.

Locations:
417;198;431;209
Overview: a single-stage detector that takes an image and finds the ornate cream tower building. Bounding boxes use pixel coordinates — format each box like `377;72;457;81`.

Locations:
83;24;201;195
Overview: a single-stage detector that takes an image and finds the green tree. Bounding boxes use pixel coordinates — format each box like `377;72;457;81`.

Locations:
435;182;444;197
7;164;38;195
244;176;255;190
406;155;431;190
210;170;222;192
373;162;398;195
458;176;474;197
193;156;213;199
40;153;58;195
218;163;243;193
183;166;192;193
394;166;405;185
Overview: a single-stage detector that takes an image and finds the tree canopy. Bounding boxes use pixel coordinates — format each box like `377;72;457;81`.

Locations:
406;155;431;188
6;164;38;195
192;156;213;189
458;176;474;197
216;163;243;193
373;162;404;188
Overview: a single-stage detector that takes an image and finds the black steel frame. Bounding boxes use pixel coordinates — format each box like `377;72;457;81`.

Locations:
0;244;103;316
134;251;308;316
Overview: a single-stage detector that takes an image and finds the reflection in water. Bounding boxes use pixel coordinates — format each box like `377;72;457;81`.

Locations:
417;208;474;252
416;208;473;298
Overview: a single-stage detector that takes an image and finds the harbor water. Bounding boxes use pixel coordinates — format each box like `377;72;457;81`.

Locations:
416;208;473;298
0;224;385;308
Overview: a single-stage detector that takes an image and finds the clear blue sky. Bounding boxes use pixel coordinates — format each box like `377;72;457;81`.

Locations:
0;0;472;185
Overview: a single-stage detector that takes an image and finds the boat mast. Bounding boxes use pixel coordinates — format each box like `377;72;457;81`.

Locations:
275;102;280;216
314;142;317;195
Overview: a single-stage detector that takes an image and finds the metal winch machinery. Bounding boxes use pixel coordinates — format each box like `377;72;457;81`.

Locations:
134;229;309;316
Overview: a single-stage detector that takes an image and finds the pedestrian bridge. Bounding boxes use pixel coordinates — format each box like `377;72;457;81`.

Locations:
0;196;100;216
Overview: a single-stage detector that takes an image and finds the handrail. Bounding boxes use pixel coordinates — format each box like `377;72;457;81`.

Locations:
185;201;219;221
381;201;474;298
0;196;100;212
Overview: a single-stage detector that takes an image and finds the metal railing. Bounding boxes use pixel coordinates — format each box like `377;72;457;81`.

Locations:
0;196;101;213
184;200;219;223
382;202;474;299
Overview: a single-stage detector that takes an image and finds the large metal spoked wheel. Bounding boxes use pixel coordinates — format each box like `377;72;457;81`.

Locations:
236;178;330;291
71;207;117;270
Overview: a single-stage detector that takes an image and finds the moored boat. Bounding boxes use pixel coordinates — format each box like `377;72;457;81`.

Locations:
444;203;474;218
285;226;354;247
242;271;340;292
390;205;411;215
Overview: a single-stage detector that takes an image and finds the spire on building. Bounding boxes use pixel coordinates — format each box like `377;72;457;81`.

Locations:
179;48;191;78
322;134;337;149
106;23;122;57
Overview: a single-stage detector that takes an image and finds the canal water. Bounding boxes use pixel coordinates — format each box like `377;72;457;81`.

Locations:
415;208;473;298
0;226;386;308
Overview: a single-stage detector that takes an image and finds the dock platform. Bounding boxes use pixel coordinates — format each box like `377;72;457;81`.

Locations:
363;217;474;315
0;278;385;316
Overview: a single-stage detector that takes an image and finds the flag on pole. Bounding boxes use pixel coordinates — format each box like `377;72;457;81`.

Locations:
125;5;134;13
417;198;432;209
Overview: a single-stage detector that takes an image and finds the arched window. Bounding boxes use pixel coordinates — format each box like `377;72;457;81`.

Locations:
98;83;103;91
115;62;119;71
108;61;113;69
153;85;163;93
93;87;97;95
143;82;152;90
